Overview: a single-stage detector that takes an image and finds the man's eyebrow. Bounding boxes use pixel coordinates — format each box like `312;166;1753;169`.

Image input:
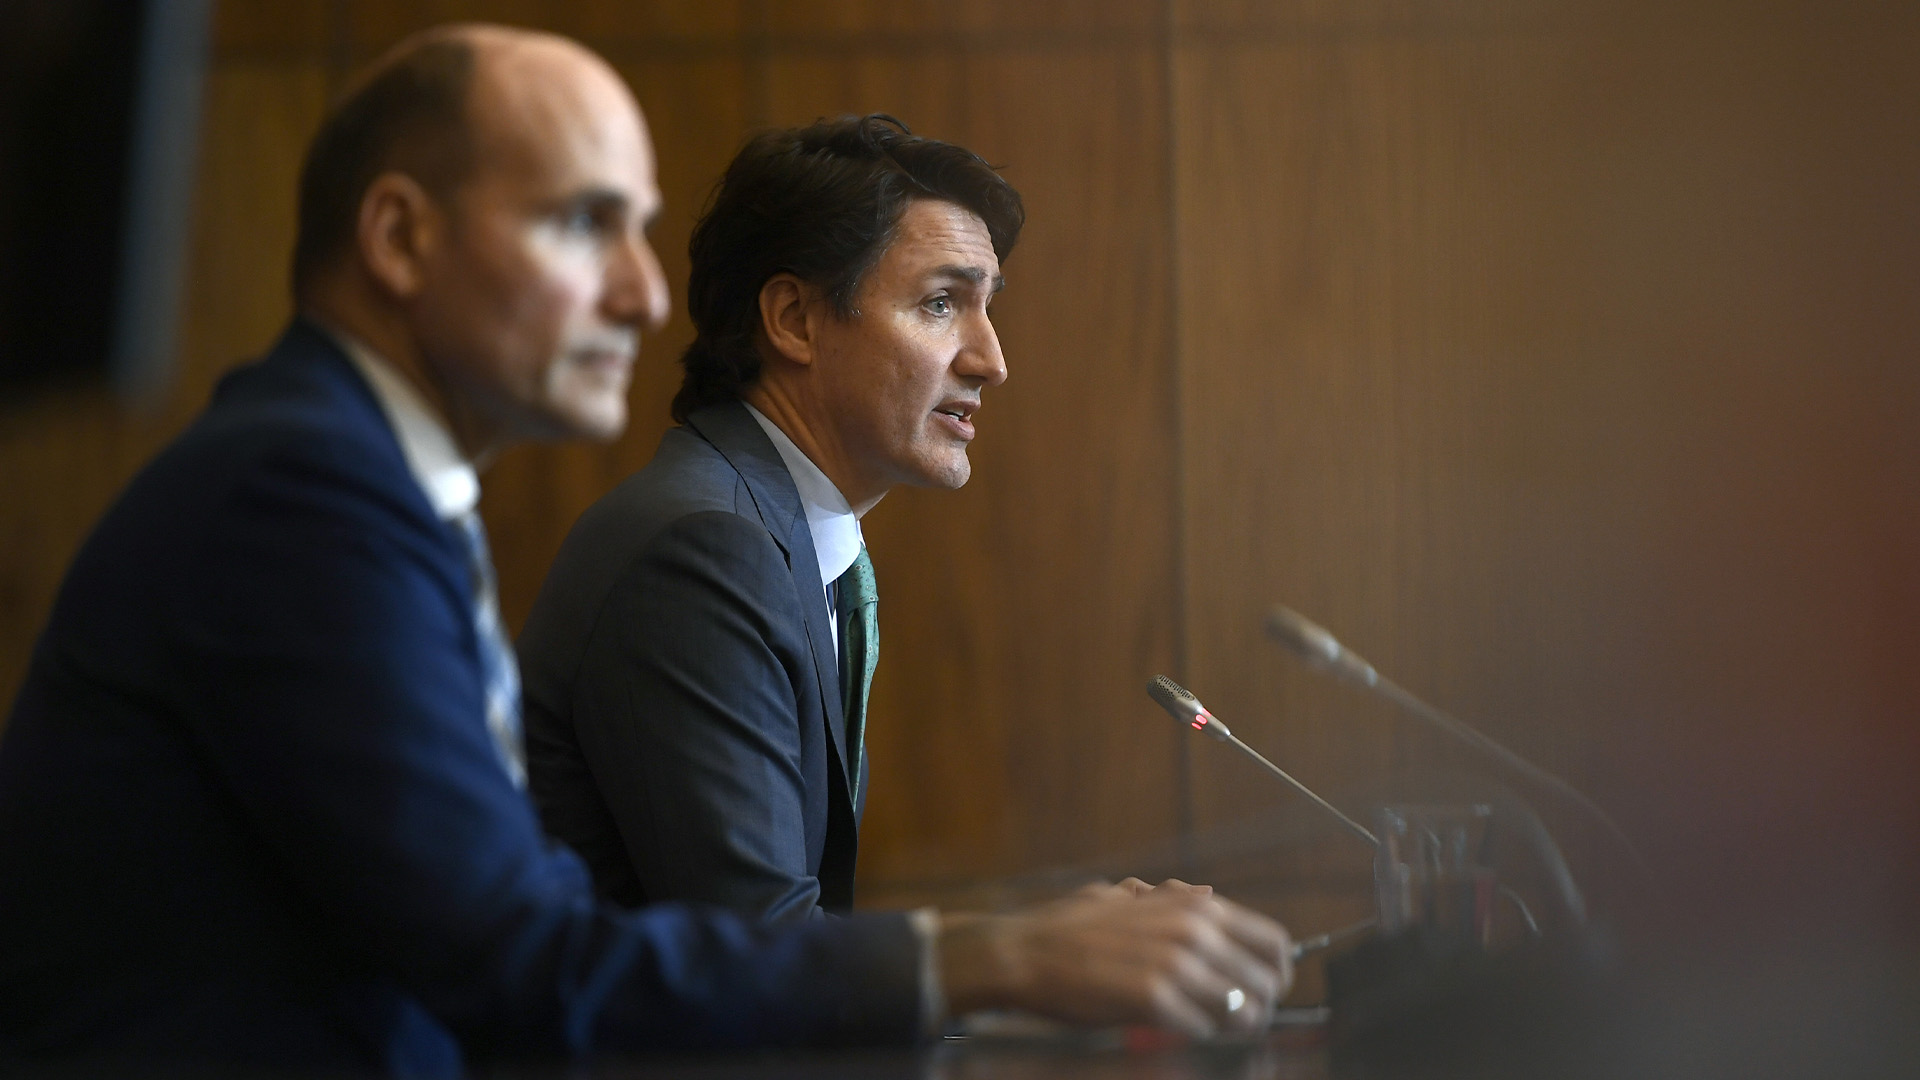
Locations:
566;187;627;212
565;186;660;228
932;264;1007;293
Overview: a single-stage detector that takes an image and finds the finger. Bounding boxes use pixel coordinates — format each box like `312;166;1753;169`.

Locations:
1148;971;1219;1039
1172;913;1285;1028
1073;878;1125;899
1277;930;1294;1000
1112;877;1155;897
1214;904;1293;1005
1194;931;1285;1030
1153;878;1212;897
1215;897;1294;969
1163;943;1265;1036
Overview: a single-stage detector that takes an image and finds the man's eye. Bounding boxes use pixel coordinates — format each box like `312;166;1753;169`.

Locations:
925;296;952;316
562;208;608;236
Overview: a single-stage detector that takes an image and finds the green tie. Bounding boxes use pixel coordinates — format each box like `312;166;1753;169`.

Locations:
833;547;878;806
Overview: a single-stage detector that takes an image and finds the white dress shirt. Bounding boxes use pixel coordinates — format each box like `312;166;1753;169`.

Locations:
324;328;479;523
743;402;867;660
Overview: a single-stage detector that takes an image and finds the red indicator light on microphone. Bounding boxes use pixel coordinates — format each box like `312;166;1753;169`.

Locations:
1192;715;1209;730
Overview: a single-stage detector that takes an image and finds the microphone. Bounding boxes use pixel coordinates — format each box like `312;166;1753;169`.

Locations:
1263;606;1653;887
1148;675;1377;847
1265;605;1379;688
1146;674;1235;743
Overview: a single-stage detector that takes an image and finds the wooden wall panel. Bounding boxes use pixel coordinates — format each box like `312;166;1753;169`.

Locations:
175;64;334;391
1172;0;1920;966
346;1;564;50
1173;32;1584;883
1526;6;1920;940
1172;0;1554;34
759;46;1183;895
757;0;1160;36
0;60;329;717
213;0;335;53
1168;33;1590;1000
344;0;744;51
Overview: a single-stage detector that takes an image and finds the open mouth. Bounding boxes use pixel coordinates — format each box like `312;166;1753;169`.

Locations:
934;404;976;422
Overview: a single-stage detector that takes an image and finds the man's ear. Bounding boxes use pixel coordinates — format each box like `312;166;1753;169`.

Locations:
757;273;820;367
357;172;443;300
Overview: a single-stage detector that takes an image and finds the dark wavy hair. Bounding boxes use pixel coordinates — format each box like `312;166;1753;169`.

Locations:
673;114;1024;422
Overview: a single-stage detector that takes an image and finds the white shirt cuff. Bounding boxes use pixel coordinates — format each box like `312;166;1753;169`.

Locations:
906;907;946;1035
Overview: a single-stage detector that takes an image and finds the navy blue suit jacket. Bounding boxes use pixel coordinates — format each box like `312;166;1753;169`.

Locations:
519;402;861;923
0;323;918;1075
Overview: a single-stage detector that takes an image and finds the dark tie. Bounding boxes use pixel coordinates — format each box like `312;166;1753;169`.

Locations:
453;511;526;788
833;548;878;806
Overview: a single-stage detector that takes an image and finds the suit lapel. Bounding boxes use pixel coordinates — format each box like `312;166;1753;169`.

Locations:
686;403;852;797
267;318;466;567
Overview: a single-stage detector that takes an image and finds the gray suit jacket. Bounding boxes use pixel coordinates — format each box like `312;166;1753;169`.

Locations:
520;401;861;920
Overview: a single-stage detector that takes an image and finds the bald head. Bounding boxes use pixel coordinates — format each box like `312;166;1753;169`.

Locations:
291;24;669;459
291;24;639;298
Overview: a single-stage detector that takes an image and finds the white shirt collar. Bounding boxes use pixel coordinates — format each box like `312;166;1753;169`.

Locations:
325;326;480;521
742;402;865;590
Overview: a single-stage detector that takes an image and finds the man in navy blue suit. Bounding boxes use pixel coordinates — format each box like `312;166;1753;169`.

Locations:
0;22;1292;1075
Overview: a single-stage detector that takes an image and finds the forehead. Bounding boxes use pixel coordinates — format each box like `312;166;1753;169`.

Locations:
872;199;999;279
462;44;656;206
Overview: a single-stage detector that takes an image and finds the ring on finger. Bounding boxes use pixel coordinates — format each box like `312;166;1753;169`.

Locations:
1224;987;1246;1014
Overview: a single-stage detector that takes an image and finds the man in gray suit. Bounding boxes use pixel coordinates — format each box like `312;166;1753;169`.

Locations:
518;111;1294;1039
520;115;1014;920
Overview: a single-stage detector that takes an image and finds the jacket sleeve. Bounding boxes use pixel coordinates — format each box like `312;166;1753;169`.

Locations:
176;444;916;1057
566;509;835;922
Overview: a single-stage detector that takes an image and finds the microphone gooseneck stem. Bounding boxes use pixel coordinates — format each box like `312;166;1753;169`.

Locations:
1370;673;1655;885
1267;605;1659;893
1290;916;1379;961
1221;731;1379;847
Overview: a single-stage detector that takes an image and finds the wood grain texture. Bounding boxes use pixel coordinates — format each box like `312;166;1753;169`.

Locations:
1173;33;1590;888
1524;5;1920;936
0;60;329;715
1172;3;1920;947
759;46;1184;892
213;0;336;54
343;0;593;50
755;0;1161;37
1172;0;1553;35
344;0;745;52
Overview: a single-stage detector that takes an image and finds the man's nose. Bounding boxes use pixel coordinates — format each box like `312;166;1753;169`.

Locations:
958;313;1008;388
605;231;671;332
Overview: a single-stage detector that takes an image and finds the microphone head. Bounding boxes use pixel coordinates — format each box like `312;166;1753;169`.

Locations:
1264;606;1342;666
1147;675;1232;741
1264;606;1380;688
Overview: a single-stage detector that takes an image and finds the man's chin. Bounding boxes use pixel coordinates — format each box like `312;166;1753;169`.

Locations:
911;454;972;491
572;406;629;442
547;364;633;437
532;399;628;443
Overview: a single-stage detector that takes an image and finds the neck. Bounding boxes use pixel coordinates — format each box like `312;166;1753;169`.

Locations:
299;289;508;468
741;381;886;515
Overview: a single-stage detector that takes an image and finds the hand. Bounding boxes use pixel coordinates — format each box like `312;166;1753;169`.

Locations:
938;887;1294;1037
1078;877;1214;900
